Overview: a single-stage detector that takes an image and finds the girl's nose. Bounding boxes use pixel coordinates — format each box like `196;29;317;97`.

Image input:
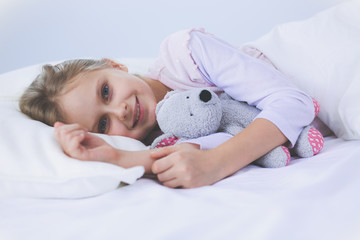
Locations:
112;102;129;121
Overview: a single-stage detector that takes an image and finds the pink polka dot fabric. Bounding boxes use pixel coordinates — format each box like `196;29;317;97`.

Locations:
155;136;179;148
308;127;324;155
312;98;320;117
281;146;291;166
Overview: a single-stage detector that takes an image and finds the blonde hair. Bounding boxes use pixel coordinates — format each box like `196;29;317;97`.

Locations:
19;59;112;126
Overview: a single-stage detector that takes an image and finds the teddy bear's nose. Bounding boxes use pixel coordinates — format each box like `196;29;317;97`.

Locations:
199;89;212;103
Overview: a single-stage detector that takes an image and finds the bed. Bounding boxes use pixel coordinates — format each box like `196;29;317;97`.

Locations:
1;1;360;239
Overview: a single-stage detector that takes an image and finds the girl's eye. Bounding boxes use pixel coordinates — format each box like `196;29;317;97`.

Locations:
102;83;110;101
98;116;108;134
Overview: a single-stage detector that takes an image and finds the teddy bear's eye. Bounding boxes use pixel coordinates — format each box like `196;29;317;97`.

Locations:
186;96;189;99
190;113;193;116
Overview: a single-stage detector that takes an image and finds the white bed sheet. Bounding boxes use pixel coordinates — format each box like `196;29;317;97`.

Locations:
1;136;359;240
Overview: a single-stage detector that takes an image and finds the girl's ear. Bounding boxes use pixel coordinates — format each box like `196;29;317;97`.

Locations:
103;58;128;72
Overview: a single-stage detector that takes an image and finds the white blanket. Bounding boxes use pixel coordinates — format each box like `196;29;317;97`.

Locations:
244;0;360;140
1;136;359;240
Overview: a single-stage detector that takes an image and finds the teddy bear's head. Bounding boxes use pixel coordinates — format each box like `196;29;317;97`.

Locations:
156;88;222;139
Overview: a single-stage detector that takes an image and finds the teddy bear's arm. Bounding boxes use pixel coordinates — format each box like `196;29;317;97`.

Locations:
151;133;180;149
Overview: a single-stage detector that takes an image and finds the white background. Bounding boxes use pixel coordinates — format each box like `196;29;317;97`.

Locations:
0;0;347;74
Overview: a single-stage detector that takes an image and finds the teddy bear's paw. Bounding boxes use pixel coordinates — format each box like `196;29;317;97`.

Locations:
154;136;179;148
294;126;324;157
151;134;179;149
253;146;291;168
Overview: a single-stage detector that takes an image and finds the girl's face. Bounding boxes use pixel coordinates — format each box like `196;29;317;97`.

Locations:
58;67;158;141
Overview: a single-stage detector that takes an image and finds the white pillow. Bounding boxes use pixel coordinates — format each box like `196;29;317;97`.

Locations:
0;58;154;198
245;0;360;140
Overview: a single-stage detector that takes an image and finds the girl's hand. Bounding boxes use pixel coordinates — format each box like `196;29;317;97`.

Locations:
150;143;223;188
54;122;119;164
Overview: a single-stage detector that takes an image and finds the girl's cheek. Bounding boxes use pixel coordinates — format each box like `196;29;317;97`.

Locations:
107;123;127;136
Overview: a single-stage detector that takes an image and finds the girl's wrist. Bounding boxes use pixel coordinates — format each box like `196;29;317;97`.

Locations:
200;148;230;183
115;149;154;174
206;146;246;180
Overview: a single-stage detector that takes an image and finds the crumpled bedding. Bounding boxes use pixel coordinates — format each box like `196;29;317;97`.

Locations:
1;136;359;240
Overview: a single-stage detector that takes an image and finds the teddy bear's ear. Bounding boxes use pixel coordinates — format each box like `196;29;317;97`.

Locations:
163;90;181;100
155;90;181;115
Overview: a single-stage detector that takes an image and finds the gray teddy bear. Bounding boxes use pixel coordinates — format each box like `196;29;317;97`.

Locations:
151;88;324;168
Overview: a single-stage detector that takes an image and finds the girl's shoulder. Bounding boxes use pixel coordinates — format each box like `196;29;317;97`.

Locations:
157;27;212;63
145;28;217;91
161;27;207;48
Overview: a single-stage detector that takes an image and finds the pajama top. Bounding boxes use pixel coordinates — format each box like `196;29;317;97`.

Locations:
145;28;315;149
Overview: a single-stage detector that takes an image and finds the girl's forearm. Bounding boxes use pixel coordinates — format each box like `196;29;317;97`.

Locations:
115;149;155;174
115;118;288;185
207;118;288;178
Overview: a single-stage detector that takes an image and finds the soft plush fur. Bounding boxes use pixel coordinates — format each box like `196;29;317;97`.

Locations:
151;88;324;168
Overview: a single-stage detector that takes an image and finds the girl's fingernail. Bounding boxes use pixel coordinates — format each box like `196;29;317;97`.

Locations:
54;121;63;127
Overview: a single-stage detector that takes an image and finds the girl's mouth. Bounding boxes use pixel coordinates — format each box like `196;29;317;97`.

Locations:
132;96;143;128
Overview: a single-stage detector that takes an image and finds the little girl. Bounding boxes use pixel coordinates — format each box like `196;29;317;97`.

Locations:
19;28;315;188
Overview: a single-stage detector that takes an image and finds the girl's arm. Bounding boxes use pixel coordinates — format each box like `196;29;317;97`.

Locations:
54;122;154;173
149;29;313;188
151;118;287;188
188;30;315;147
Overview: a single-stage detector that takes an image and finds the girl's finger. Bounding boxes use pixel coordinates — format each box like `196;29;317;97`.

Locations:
65;133;88;159
152;156;174;174
54;124;87;140
67;129;87;139
157;168;177;183
162;178;182;188
55;128;85;143
150;146;177;159
54;121;65;128
69;131;86;145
